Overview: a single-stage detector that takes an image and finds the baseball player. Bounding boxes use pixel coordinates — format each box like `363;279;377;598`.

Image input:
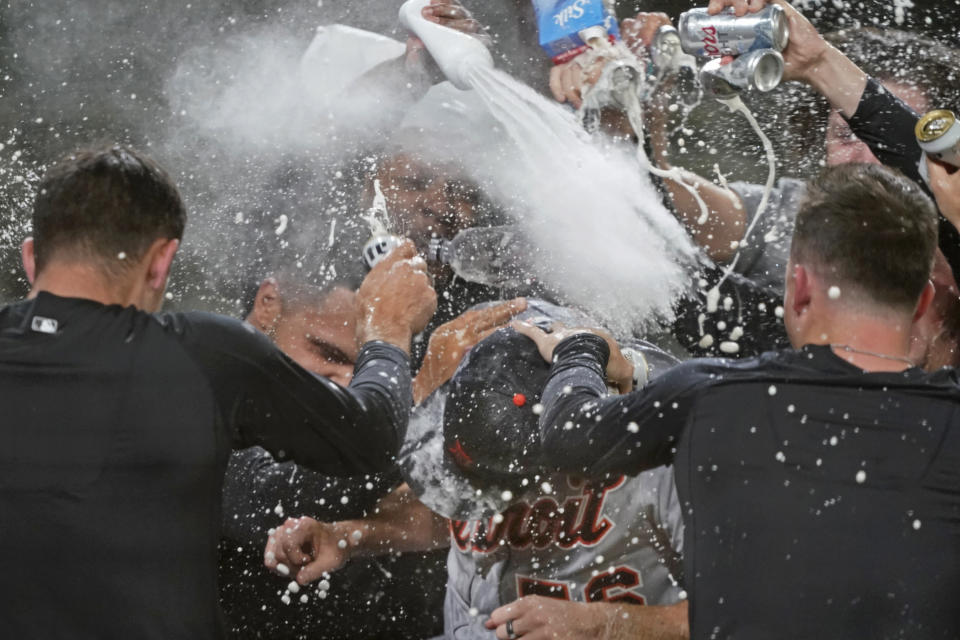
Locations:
267;301;689;639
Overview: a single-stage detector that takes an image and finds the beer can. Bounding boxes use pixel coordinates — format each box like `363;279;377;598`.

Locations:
362;233;403;269
700;48;784;98
651;25;683;72
916;109;960;168
678;5;789;58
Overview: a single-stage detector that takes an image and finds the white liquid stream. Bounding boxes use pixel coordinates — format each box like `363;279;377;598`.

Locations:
363;178;393;236
590;58;778;332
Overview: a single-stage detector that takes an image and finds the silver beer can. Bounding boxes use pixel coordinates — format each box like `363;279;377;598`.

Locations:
651;25;684;72
700;48;784;98
678;5;789;58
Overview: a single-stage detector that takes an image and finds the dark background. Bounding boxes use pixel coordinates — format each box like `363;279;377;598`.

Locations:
1;0;958;307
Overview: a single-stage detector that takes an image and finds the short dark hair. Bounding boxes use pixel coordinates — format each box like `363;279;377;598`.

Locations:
792;163;938;312
32;144;186;274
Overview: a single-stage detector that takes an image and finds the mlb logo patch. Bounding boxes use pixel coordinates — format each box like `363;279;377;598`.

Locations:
31;316;59;334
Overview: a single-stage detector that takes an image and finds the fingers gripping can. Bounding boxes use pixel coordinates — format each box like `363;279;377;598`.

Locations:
699;48;784;98
678;5;789;58
916;110;960;168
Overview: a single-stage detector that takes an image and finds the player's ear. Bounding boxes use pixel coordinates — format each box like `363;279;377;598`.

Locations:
146;238;179;292
791;264;812;314
251;278;282;337
913;280;936;322
21;237;36;285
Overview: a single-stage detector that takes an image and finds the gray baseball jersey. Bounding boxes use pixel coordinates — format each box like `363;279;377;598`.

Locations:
443;465;685;639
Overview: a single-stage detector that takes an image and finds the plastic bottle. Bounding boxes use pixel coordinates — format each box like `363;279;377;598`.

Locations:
427;226;531;288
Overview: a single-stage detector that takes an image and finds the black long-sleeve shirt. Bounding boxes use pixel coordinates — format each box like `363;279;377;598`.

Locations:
0;292;412;639
539;333;960;639
846;78;960;281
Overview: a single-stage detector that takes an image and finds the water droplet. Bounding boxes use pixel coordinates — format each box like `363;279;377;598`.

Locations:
720;341;740;354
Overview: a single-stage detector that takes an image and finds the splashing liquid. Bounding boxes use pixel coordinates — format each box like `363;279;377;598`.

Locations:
360;179;403;269
461;63;696;333
601;64;777;338
363;178;393;237
705;94;778;314
614;77;714;228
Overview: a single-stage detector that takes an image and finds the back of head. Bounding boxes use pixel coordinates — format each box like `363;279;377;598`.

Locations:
791;163;937;313
32;144;186;276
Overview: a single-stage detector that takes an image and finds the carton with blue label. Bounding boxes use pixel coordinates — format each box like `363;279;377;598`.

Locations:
531;0;621;64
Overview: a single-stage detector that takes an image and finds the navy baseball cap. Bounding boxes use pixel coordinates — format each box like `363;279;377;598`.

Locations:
399;326;551;520
398;299;675;519
398;298;598;520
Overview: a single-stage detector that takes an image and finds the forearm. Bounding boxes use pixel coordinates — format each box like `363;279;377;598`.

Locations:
342;341;414;468
258;341;411;474
649;112;746;264
332;484;449;558
539;334;636;474
801;45;867;118
660;173;746;264
846;78;923;184
600;601;689;640
540;334;700;476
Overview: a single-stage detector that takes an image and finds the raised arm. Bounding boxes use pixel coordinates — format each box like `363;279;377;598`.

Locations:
173;242;436;475
264;483;449;585
513;323;711;477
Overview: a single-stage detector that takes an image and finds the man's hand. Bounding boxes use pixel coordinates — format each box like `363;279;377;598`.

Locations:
264;517;349;586
927;157;960;230
511;321;634;393
706;0;866;115
406;0;491;80
706;0;827;81
487;597;690;640
707;0;768;17
356;240;437;354
549;57;606;110
487;597;605;639
413;298;528;404
621;12;673;57
550;12;670;110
